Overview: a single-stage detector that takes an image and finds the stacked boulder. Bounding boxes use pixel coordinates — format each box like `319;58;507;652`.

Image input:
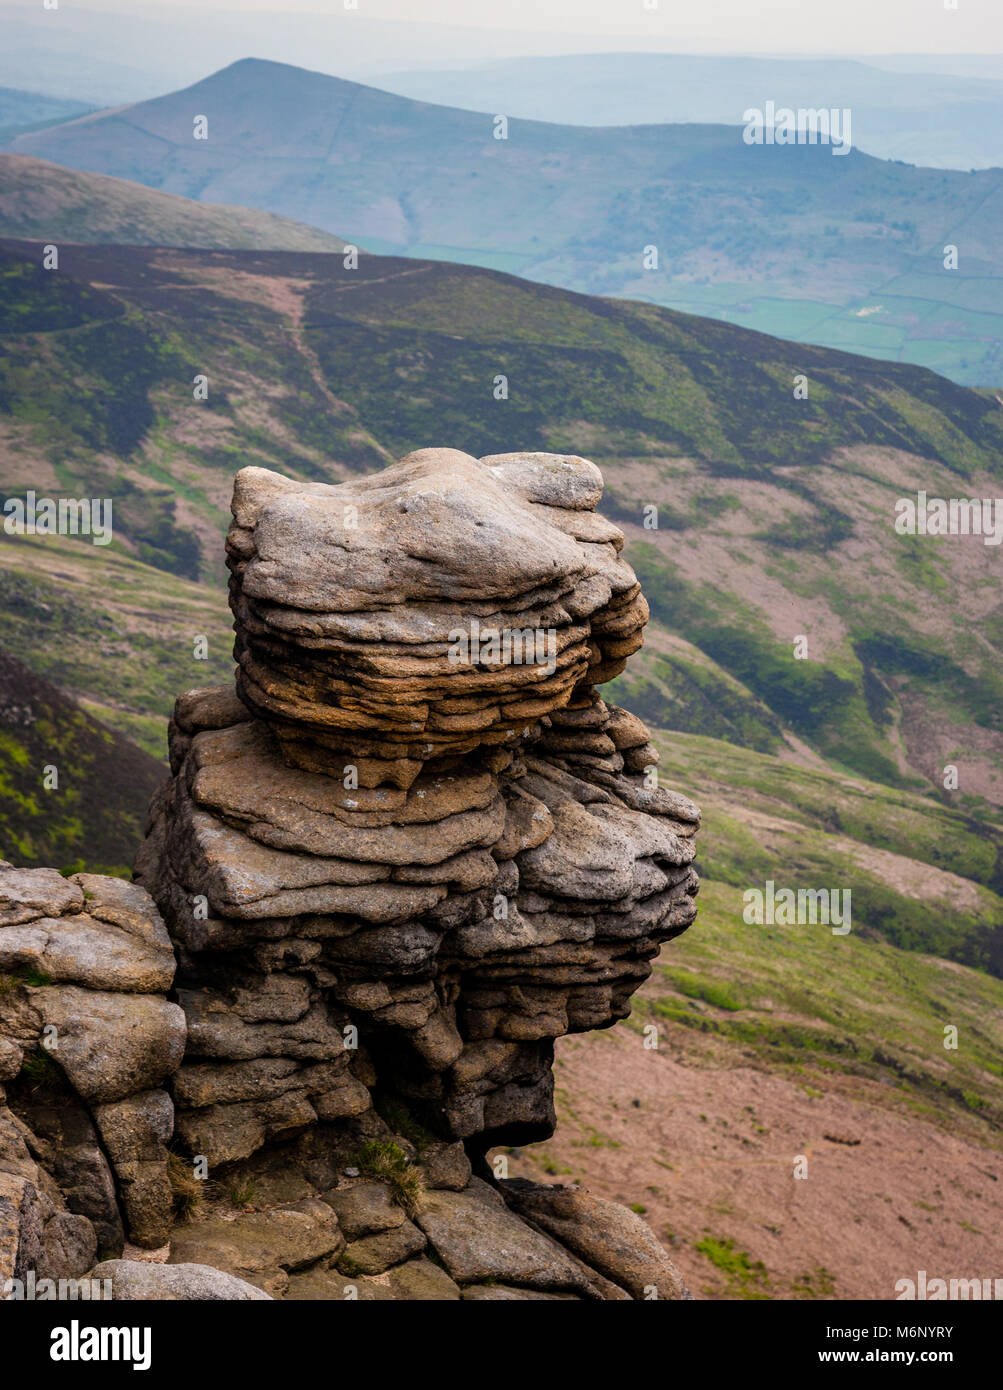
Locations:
0;447;702;1300
0;863;184;1288
138;449;699;1176
224;450;648;786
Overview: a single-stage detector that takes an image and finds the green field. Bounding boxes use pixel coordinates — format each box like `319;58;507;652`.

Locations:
640;285;1003;382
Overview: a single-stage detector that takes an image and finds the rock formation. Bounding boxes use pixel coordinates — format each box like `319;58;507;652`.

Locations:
0;863;183;1288
2;448;701;1301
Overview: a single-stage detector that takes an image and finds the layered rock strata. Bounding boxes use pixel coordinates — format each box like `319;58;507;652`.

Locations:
225;450;649;786
138;449;699;1175
3;447;702;1301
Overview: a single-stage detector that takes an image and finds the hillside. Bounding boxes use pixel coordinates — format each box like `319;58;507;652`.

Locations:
1;229;1000;1297
6;58;1003;384
505;720;1003;1299
1;234;1000;816
376;54;1003;170
0;86;93;142
0;154;350;252
0;644;165;874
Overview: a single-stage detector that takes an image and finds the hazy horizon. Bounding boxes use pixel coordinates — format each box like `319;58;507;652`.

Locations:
11;0;1003;52
3;0;1003;86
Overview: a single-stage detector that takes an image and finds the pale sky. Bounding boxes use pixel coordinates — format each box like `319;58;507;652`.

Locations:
44;0;1003;53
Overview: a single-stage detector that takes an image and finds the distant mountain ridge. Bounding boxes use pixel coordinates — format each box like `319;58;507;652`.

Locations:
375;53;1003;170
0;86;93;141
8;58;1001;386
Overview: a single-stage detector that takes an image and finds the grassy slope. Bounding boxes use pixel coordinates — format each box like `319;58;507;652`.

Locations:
0;644;165;874
653;727;1003;978
7;58;1003;384
0;535;234;758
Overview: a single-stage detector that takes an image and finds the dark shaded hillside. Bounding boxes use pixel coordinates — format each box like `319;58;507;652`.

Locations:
8;58;1003;384
299;256;1003;472
0;645;165;873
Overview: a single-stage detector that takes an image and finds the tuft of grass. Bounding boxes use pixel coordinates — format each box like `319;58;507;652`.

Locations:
793;1265;837;1299
374;1097;437;1155
664;969;744;1012
0;968;52;993
228;1182;256;1209
19;1048;63;1088
167;1152;203;1221
355;1140;425;1218
696;1236;771;1299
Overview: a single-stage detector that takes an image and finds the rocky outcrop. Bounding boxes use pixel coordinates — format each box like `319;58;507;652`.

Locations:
0;863;184;1288
139;450;699;1166
2;448;701;1301
223;451;647;784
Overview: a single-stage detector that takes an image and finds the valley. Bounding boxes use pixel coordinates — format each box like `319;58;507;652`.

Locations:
5;60;1003;384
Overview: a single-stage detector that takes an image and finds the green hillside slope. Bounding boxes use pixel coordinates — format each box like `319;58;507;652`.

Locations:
0;644;165;874
639;724;1003;1128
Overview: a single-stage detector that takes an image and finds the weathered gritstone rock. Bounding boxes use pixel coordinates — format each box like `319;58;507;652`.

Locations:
90;1259;272;1301
114;449;699;1300
143;689;697;1158
225;450;647;788
503;1180;692;1300
0;867;184;1284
